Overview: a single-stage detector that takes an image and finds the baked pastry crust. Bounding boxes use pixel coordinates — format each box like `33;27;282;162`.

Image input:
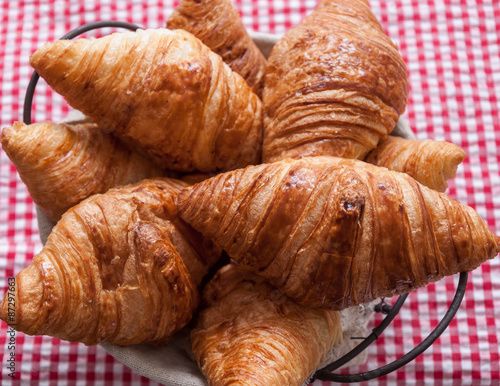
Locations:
365;136;467;192
1;121;163;221
167;0;267;97
30;28;263;173
177;156;500;309
263;0;409;162
191;264;342;386
0;178;221;345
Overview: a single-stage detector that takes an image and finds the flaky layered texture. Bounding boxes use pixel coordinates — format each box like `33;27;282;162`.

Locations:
30;28;262;173
364;136;467;192
192;264;342;386
177;157;500;310
0;178;221;345
167;0;267;97
1;121;163;221
263;0;409;162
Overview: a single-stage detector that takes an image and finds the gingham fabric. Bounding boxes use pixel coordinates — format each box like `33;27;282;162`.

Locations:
0;0;499;384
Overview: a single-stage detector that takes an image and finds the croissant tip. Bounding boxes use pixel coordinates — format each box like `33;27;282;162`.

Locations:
0;126;10;143
0;293;16;329
30;39;81;76
0;296;8;325
29;41;53;66
3;121;27;135
441;147;467;184
494;235;500;256
0;123;20;150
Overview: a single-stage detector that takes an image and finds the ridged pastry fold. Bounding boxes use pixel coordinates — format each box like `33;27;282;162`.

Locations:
30;28;263;173
177;156;500;310
1;121;163;221
167;0;267;97
365;136;467;192
0;178;221;345
191;264;342;386
263;0;409;162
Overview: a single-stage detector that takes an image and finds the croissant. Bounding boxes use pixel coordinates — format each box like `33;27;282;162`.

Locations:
167;0;267;97
1;121;164;221
0;178;221;345
262;0;409;163
30;28;263;173
365;136;467;192
191;264;342;386
177;156;500;310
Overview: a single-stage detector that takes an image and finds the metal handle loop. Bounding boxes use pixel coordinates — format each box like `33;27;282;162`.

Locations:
313;272;468;382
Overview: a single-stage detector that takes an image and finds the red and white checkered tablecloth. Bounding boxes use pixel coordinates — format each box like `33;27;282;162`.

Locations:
0;0;499;384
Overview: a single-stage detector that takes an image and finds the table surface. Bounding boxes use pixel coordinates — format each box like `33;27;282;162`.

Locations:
0;0;499;385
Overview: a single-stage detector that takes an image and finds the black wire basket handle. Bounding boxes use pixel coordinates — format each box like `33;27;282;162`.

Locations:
23;20;470;384
312;272;468;382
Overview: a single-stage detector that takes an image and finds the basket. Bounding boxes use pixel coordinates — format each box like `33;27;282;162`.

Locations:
25;21;468;385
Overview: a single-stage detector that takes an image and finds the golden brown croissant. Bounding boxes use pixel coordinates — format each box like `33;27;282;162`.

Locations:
191;264;342;386
364;136;467;192
177;156;500;310
262;0;409;163
0;178;221;345
1;121;164;221
167;0;267;97
30;28;263;173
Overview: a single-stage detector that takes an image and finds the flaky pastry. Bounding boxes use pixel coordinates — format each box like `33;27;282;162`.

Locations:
30;28;262;173
177;156;499;309
263;0;409;162
167;0;267;97
0;178;221;345
191;264;342;386
1;121;163;221
365;136;467;192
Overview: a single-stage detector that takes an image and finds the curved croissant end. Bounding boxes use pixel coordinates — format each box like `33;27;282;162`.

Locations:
365;136;467;192
167;0;267;97
262;0;409;163
0;178;221;345
177;157;499;310
1;121;164;221
192;265;342;386
30;28;263;173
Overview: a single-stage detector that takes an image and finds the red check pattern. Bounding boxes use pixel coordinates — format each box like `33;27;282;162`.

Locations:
0;0;499;384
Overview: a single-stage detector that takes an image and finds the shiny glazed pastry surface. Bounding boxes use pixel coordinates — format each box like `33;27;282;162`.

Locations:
191;264;342;386
167;0;267;97
364;136;467;192
1;121;163;221
177;157;500;310
30;28;263;173
0;178;221;345
263;0;409;163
